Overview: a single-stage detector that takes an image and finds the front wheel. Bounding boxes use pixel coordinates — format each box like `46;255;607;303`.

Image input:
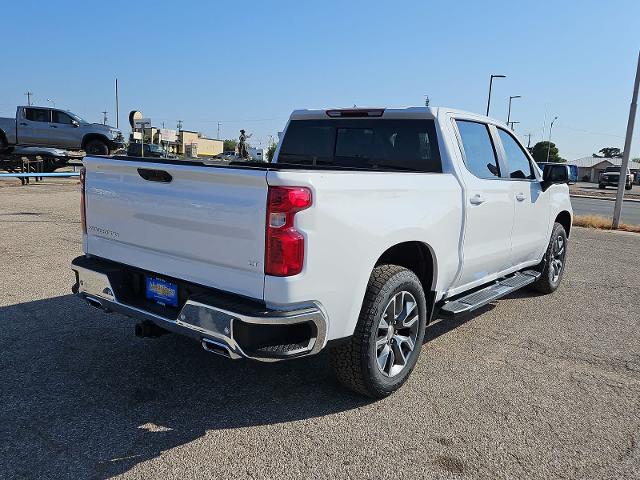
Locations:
599;184;606;189
84;139;109;156
330;265;427;398
532;222;568;294
625;184;632;191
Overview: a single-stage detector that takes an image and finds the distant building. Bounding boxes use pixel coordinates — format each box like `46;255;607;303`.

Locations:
572;156;640;183
177;130;223;158
140;127;223;158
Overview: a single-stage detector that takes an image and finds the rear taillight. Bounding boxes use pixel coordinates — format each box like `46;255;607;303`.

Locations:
265;186;312;276
80;166;87;234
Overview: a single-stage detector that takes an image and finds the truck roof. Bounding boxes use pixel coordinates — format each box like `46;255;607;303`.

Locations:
289;106;500;124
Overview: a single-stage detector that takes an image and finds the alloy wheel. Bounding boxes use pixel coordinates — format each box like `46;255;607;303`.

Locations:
376;290;420;377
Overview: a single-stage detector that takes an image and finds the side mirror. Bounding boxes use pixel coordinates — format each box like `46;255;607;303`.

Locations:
541;164;569;191
71;120;79;127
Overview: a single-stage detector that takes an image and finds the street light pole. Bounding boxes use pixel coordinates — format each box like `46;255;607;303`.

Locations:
613;51;640;229
486;74;506;116
546;116;558;162
507;95;521;124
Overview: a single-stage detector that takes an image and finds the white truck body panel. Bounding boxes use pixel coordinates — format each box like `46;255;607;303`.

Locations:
83;157;268;299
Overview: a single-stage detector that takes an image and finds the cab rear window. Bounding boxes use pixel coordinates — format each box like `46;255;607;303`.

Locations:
277;119;441;172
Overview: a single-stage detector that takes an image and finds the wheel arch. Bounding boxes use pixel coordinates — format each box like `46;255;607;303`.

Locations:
555;210;572;238
81;133;110;150
374;241;438;320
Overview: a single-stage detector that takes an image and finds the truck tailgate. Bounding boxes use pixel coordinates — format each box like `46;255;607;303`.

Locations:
83;157;268;300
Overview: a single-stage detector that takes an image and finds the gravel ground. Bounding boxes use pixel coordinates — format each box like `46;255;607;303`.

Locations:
1;181;639;479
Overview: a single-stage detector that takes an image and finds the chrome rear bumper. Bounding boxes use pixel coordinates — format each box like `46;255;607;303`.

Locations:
71;256;328;362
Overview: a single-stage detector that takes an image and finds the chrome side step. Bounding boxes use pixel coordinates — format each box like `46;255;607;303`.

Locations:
440;270;541;317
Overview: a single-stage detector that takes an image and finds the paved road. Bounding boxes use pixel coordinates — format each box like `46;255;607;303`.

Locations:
1;181;639;479
571;196;640;224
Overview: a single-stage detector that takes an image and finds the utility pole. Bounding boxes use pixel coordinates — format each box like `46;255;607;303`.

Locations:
217;122;221;139
507;121;520;131
24;91;33;106
486;74;506;116
613;51;640;229
424;95;430;106
525;133;532;148
177;120;183;131
546;116;558;162
101;111;108;125
115;78;119;129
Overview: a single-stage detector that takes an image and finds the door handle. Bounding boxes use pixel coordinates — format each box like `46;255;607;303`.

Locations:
516;192;526;201
50;125;58;128
470;194;485;205
19;122;27;126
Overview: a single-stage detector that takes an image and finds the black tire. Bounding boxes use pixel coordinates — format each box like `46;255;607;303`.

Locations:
599;184;606;189
85;139;109;156
531;222;568;294
330;265;427;398
0;133;8;153
625;184;632;191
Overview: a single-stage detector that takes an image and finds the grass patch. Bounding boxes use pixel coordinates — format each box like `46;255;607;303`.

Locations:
573;214;640;233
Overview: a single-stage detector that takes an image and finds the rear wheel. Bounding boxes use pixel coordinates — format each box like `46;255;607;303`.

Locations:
330;265;427;398
532;222;568;294
625;184;632;191
599;183;606;189
0;134;8;153
85;139;109;156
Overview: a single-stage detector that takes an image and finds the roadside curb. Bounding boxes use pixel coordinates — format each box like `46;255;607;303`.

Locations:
570;193;640;203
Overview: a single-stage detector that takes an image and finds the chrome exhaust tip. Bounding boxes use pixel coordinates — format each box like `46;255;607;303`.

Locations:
201;338;235;359
85;296;103;309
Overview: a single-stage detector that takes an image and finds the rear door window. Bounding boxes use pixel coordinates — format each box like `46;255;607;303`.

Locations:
278;119;441;172
455;120;500;179
24;108;51;123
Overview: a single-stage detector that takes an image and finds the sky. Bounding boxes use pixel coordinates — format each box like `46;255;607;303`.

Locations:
2;0;639;159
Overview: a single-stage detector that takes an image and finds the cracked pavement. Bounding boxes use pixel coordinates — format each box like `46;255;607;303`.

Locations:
1;180;639;479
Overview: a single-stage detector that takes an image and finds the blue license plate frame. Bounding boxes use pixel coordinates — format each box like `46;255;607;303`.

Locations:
145;276;178;307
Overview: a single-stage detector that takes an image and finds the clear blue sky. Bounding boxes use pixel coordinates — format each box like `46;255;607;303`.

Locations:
2;0;639;159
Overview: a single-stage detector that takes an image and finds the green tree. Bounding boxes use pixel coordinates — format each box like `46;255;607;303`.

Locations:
595;147;622;158
531;141;564;163
223;139;238;152
266;141;278;162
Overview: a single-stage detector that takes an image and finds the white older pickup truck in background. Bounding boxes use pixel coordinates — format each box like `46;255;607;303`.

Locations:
72;107;572;398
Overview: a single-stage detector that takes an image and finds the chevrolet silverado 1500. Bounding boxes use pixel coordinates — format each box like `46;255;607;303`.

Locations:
72;107;572;398
0;106;123;155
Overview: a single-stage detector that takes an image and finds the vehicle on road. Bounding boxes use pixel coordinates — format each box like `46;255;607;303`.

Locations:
0;106;124;156
126;142;165;158
71;107;572;398
599;166;633;190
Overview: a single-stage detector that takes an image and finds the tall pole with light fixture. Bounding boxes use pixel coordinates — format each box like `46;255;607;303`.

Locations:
546;116;558;162
507;95;521;125
486;74;506;116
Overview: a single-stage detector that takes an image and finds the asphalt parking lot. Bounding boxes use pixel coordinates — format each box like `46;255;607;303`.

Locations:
1;180;639;479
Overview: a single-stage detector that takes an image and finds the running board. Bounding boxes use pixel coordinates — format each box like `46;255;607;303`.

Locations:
440;270;541;317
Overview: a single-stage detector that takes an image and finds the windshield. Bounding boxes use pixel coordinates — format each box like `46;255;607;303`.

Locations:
605;167;621;173
277;119;441;172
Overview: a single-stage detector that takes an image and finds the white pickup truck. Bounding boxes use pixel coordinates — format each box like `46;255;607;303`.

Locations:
72;107;572;398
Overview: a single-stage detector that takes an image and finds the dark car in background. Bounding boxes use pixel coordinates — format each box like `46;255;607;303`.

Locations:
599;166;633;190
126;143;165;158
